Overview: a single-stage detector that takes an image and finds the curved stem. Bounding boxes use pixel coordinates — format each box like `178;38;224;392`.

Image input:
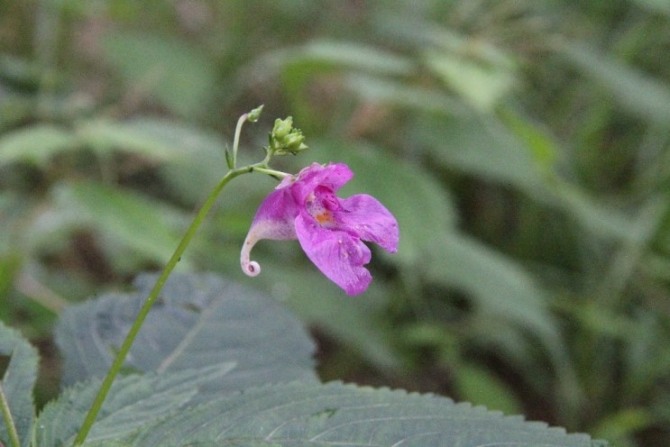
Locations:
0;382;21;447
72;166;253;446
230;113;248;169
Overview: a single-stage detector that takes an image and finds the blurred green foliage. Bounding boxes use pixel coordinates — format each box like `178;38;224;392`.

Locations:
1;1;669;446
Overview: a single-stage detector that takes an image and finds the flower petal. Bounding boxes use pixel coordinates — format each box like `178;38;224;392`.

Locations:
290;163;353;204
240;187;298;277
337;194;399;252
295;212;372;295
250;186;299;230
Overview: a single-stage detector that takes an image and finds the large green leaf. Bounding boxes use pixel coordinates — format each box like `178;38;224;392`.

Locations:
55;272;316;387
36;376;607;447
130;381;605;447
35;365;233;447
45;271;607;447
0;321;39;447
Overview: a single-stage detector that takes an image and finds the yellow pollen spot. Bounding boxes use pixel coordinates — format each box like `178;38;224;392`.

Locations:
315;211;333;225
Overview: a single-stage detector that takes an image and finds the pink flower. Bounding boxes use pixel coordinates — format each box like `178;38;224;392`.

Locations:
241;162;399;295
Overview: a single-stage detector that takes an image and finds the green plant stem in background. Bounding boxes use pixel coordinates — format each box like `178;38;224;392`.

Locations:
0;382;21;447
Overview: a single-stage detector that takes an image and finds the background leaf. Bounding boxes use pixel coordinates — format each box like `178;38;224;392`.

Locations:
102;32;217;117
0;125;77;167
48;182;189;271
559;41;670;126
426;234;556;338
416;113;551;197
75;118;217;161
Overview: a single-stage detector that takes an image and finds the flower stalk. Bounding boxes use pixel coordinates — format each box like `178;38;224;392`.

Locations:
73;106;281;446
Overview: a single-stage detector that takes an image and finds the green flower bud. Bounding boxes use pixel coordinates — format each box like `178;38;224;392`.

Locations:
283;132;307;154
246;104;264;123
267;116;308;156
272;117;293;139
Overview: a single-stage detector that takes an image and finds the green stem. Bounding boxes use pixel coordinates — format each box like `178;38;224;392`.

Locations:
0;382;21;447
72;165;258;446
252;166;291;180
230;113;248;169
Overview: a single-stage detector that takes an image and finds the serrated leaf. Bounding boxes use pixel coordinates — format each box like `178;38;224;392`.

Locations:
0;321;39;447
35;365;233;447
131;381;604;447
46;274;606;447
0;124;77;167
56;272;316;388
